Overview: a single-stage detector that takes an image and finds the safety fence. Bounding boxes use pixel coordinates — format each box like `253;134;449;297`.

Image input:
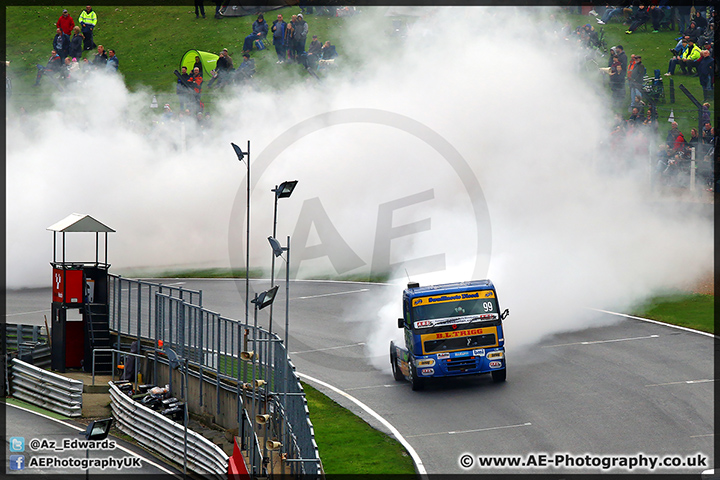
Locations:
108;274;202;349
9;358;83;417
109;382;228;480
107;274;321;478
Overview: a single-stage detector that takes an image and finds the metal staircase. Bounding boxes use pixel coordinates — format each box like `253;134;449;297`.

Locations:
84;303;112;373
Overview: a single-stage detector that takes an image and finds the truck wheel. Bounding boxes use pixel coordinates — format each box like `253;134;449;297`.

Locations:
410;363;425;391
390;343;404;382
492;367;506;383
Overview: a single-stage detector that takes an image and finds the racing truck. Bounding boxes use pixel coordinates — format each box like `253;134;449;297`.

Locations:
390;280;509;390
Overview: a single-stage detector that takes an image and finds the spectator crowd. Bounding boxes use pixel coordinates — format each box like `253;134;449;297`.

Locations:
564;3;715;190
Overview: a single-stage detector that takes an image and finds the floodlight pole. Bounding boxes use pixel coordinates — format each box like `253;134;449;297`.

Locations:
251;293;259;476
283;235;290;458
245;141;251;328
269;185;279;335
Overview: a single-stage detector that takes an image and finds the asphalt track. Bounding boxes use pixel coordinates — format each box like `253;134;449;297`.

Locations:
5;280;714;475
5;403;181;476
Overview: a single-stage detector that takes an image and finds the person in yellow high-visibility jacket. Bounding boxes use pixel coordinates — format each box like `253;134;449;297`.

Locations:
679;38;702;75
78;6;97;51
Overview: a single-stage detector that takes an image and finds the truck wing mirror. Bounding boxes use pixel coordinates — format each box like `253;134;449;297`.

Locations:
501;309;509;320
397;318;404;329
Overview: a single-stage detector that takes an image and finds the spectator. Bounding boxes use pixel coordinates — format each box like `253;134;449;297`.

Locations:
53;27;70;62
69;26;84;61
676;5;691;35
692;10;708;30
597;4;624;25
321;40;337;60
669;37;688;59
666;121;682;148
701;121;713;144
687;128;700;149
628;54;646;102
292;13;309;58
285;15;297;62
701;102;711;125
243;14;269;53
193;55;203;77
162;104;173;121
176;65;191;110
681;21;703;41
188;66;204;112
105;49;118;71
609;54;625;107
625;4;649;34
237;52;255;80
213;0;222;19
195;0;205;19
697;50;714;101
208;48;233;88
649;4;667;33
79;5;97;51
93;44;107;67
628;106;642;124
698;22;714;49
271;13;287;64
308;35;321;55
33;50;62;86
56;9;75;36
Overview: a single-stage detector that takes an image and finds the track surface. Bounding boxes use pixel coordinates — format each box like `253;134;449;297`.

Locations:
6;280;714;474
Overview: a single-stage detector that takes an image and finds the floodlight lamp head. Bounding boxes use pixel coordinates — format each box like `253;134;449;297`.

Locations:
253;285;279;310
164;348;181;370
275;180;298;199
268;236;284;257
231;142;245;162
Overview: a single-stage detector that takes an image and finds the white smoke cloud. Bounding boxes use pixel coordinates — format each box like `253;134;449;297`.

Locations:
7;8;712;363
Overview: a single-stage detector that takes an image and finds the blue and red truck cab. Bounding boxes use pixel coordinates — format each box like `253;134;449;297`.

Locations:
390;280;509;390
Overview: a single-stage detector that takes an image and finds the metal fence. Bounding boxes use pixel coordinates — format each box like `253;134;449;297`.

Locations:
109;382;228;480
9;358;83;417
108;274;202;349
107;274;321;478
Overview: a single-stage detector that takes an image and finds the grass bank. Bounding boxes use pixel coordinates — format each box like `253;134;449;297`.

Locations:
303;382;416;475
632;293;714;334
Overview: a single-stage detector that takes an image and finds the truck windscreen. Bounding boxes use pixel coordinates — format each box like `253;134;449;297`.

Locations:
412;291;498;324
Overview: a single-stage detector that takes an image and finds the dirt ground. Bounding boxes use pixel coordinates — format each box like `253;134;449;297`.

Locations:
683;270;715;296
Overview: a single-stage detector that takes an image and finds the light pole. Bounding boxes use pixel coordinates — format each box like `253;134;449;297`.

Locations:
269;180;298;336
249;286;278;477
231;141;251;327
268;235;290;460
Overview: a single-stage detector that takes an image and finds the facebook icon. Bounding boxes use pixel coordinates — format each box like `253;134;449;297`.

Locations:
9;454;25;470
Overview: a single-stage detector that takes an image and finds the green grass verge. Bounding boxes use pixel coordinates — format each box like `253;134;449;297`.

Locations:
632;293;714;334
302;382;416;476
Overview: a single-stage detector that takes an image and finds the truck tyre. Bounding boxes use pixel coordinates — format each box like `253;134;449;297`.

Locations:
390;342;404;382
410;362;425;391
492;367;506;383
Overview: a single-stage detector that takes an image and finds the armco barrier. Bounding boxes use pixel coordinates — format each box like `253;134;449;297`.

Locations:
109;382;228;479
6;323;48;351
9;358;83;417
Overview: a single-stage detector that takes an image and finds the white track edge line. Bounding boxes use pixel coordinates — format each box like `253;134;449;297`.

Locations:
6;403;179;476
591;308;717;339
296;372;427;476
